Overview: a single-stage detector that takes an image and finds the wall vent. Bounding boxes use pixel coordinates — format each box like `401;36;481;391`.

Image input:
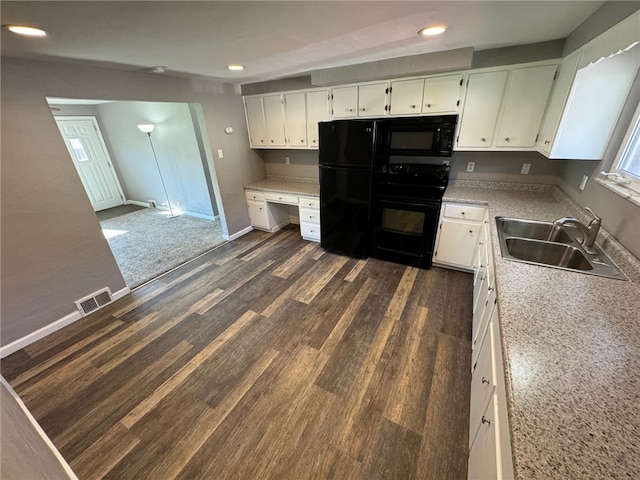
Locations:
75;288;113;317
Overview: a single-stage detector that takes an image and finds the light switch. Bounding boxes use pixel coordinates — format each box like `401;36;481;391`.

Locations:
217;149;224;159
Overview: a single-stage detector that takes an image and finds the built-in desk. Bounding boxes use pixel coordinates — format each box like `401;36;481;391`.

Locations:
244;176;320;242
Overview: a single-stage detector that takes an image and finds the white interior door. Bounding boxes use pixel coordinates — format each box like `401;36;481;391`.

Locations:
56;117;125;211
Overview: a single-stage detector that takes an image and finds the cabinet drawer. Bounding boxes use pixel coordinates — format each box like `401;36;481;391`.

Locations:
300;222;321;240
245;190;265;203
265;192;299;205
470;323;497;448
299;206;320;225
299;196;320;209
443;203;485;221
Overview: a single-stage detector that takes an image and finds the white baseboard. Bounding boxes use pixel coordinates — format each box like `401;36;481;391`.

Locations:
181;211;216;221
0;286;130;359
126;200;150;208
226;225;253;241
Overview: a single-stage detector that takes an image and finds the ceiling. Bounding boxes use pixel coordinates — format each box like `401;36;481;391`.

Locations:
1;1;605;85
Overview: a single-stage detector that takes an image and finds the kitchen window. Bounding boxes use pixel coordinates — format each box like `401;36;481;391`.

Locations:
597;101;640;206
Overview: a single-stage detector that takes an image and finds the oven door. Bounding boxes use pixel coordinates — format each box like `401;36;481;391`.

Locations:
371;196;441;268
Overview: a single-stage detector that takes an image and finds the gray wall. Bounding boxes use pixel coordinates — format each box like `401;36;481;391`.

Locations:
1;57;264;348
96;101;216;217
1;378;75;479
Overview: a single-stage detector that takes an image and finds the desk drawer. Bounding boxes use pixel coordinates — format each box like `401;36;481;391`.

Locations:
265;192;299;205
300;222;321;240
299;206;320;225
443;203;485;221
299;196;320;209
245;190;265;203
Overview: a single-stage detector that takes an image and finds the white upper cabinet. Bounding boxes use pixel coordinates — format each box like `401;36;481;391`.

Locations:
244;96;267;148
306;90;330;148
263;94;287;147
331;86;358;118
456;71;509;149
540;11;640;160
536;51;582;155
357;82;387;117
389;78;424;115
284;92;307;147
422;73;464;114
495;65;557;148
331;83;387;118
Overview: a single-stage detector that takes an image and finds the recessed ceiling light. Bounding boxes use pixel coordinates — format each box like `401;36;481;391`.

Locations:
227;64;245;71
3;24;48;37
418;25;448;37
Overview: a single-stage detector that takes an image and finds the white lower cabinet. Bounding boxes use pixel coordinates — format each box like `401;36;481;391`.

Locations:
298;196;320;242
245;190;320;242
469;309;514;480
433;203;486;270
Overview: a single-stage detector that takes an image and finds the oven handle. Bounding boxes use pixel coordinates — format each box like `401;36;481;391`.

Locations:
375;197;441;208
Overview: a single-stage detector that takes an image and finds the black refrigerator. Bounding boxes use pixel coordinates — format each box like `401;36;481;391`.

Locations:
319;120;375;257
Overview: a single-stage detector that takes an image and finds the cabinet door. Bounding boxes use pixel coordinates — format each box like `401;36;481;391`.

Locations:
358;82;387;117
468;394;499;480
537;52;581;155
470;324;496;447
306;90;330;148
247;201;269;229
423;74;463;114
263;95;286;147
331;86;358;118
457;71;508;148
244;97;266;148
284;92;307;147
495;65;557;148
389;79;424;115
434;220;481;268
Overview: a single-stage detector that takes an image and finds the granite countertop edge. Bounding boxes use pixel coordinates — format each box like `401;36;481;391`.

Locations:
443;181;640;479
245;175;320;197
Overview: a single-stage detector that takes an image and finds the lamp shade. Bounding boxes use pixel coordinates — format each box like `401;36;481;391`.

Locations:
137;124;155;133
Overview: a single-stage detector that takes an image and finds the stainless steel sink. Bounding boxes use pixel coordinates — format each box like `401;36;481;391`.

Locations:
496;218;574;244
504;238;592;270
495;217;626;280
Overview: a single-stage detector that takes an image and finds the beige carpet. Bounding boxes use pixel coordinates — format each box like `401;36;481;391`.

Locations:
100;208;226;288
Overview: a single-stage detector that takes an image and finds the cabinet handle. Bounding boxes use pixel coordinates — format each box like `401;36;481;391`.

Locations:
259;207;262;211
469;230;473;234
410;104;416;109
544;140;550;145
481;137;487;142
260;139;265;143
347;108;353;112
271;139;274;143
426;103;432;108
481;416;491;426
482;377;490;385
505;137;511;142
461;211;465;215
300;139;304;143
360;108;366;112
312;139;317;143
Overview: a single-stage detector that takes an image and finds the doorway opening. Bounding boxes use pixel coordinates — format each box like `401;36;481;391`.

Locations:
48;98;227;288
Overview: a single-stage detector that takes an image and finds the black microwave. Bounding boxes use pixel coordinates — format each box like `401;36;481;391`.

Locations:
376;115;457;158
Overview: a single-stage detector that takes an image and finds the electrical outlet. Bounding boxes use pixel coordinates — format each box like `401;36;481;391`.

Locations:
148;199;157;208
442;160;450;166
579;175;589;191
285;156;290;165
466;162;475;173
521;163;531;175
217;149;224;159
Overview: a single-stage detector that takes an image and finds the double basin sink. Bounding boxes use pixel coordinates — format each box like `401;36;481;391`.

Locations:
496;217;626;280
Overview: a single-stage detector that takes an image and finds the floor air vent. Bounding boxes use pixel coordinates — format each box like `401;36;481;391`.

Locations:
75;288;113;317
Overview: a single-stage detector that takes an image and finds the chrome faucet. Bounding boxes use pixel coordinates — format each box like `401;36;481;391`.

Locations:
553;207;601;253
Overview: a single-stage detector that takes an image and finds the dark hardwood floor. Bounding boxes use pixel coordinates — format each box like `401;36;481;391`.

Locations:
1;225;473;480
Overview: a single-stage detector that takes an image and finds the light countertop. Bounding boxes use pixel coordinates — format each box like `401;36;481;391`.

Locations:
444;180;640;479
245;175;319;197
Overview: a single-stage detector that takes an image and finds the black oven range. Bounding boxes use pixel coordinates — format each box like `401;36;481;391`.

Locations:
370;163;450;268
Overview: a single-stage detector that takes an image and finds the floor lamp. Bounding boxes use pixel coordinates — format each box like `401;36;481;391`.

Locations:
137;124;179;218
